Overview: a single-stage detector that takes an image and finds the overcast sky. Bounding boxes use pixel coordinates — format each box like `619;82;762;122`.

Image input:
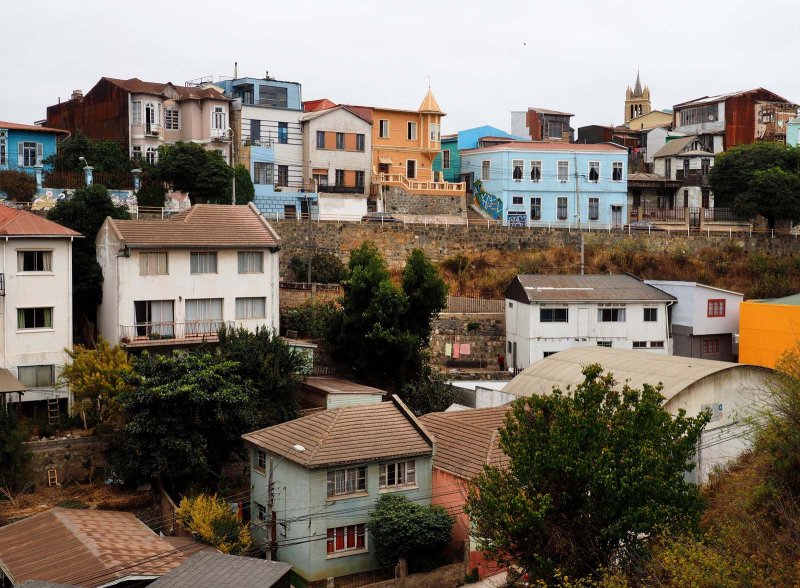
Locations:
5;0;800;133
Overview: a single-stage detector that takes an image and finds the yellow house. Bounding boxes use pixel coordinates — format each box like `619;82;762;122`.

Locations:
739;294;800;368
626;109;674;130
371;90;465;195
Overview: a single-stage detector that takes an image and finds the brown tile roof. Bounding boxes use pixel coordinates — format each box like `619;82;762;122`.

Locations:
0;204;81;237
420;408;510;480
506;274;676;304
301;377;387;397
106;203;280;249
0;121;70;135
104;78;228;102
0;508;206;587
242;396;434;468
149;552;292;588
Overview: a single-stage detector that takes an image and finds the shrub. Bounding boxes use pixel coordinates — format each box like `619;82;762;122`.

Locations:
135;175;166;208
288;252;347;284
176;493;252;554
0;410;31;491
0;170;37;202
282;300;341;339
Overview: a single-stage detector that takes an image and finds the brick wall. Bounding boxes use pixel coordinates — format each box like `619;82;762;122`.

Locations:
25;436;110;487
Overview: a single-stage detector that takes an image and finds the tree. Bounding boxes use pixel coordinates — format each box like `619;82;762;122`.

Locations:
288;252;347;284
217;326;307;427
367;494;454;570
402;249;448;342
45;130;131;173
0;410;30;492
400;370;456;416
176;493;252;554
227;164;255;205
59;337;133;427
113;351;255;490
465;365;709;584
735;167;800;226
154;142;233;204
0;170;37;202
47;185;130;323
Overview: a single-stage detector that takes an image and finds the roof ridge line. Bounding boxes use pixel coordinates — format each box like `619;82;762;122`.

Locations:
310;408;342;463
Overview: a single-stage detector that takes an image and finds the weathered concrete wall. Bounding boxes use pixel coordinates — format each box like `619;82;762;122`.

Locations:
431;315;505;367
383;188;467;218
25;436;110;487
279;283;342;309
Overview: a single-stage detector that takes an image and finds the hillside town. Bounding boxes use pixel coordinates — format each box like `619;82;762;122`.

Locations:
3;3;800;588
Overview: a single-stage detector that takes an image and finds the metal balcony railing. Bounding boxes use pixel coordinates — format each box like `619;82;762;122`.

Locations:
119;320;233;347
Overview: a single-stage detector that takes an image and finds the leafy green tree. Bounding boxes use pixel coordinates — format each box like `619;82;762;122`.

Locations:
45;130;131;173
400;370;456;416
402;248;448;342
735;167;800;226
0;410;31;492
154;142;233;204
113;351;255;490
281;299;342;339
47;184;130;323
227;164;255;205
466;364;709;584
367;494;454;569
217;326;307;427
135;173;167;208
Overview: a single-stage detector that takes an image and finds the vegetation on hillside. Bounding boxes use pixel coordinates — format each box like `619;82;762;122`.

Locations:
176;493;252;554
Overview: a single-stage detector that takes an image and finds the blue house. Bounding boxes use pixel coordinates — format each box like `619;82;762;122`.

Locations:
432;125;522;183
0;121;68;178
215;76;318;219
460;141;629;226
788;117;800;147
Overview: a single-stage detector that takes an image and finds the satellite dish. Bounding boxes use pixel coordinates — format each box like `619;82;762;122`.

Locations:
708;114;714;121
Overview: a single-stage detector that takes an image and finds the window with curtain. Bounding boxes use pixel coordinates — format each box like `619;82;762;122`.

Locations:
139;252;168;275
327;466;366;496
17;307;53;329
254;162;273;185
512;160;523;181
557;161;569;182
190;252;218;274
185;298;223;334
557;197;568;220
588;161;600;182
17;251;52;272
530;160;542;182
134;300;174;337
589;197;599;220
238;251;264;273
17;365;55;388
235;297;266;319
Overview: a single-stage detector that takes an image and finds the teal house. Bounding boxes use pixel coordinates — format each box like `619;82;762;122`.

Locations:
788;117;800;147
242;396;434;585
0;121;68;177
433;125;522;183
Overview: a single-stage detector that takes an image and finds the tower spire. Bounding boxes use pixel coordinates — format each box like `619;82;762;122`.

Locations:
633;70;643;97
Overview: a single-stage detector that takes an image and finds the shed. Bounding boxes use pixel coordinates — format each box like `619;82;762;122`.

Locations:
298;376;386;410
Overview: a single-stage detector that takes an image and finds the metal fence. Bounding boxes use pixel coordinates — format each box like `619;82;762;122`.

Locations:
444;295;504;315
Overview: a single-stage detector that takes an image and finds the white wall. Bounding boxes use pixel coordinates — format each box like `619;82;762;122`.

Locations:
318;194;368;220
302;108;372;190
510;111;528;139
645;281;742;336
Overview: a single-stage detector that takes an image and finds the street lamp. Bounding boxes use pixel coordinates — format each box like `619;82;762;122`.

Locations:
266;443;305;561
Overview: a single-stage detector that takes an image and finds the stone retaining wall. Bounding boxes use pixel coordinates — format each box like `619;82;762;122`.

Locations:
431;315;505;368
383;188;467;218
25;436;110;488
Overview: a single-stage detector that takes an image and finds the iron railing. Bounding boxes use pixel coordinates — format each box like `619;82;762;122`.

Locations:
642;206;686;221
119;320;233;346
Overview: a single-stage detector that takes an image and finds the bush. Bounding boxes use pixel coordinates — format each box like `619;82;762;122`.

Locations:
282;300;341;339
400;370;456;416
288;252;347;284
0;170;37;202
176;494;252;554
135;174;166;208
0;410;31;491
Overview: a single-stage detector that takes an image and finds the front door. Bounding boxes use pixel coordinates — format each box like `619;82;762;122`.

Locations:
406;160;417;179
611;206;622;228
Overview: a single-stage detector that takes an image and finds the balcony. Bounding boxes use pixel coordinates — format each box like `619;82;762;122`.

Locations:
675;169;710;186
145;124;161;137
372;172;466;196
319;185;366;195
118;320;233;348
211;128;232;142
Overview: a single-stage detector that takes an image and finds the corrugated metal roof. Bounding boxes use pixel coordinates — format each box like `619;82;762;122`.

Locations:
148;552;292;588
652;136;699;158
502;346;761;403
508;274;675;303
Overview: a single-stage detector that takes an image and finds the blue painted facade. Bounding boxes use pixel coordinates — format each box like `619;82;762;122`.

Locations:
249;145;318;220
433;125;522;183
460;143;629;226
215;77;303;111
0;124;63;175
788;118;800;147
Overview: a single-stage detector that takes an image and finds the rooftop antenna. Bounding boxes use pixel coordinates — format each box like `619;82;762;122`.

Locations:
234;61;238;79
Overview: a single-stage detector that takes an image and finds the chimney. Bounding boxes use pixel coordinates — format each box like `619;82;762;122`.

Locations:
71;89;83;100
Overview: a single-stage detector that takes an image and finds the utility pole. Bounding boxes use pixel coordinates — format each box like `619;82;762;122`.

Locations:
231;173;236;205
580;233;585;275
573;152;580;227
266;456;275;561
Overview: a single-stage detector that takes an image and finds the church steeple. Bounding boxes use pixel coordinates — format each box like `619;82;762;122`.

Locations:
624;71;652;124
633;70;643;97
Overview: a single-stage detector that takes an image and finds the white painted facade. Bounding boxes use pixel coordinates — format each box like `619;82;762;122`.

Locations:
505;298;673;370
645;281;742;336
644;127;677;164
1;237;73;403
674;100;726;146
317;194;368;220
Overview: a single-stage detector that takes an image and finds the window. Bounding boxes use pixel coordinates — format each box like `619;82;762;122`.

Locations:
379;119;389;138
530;160;542;182
316;130;326;149
679;103;719;125
665;159;672;179
284;205;297;220
212;106;227;131
557;197;568;220
277;165;289;187
255;502;267;522
330;131;342;150
254;162;273;185
540;308;568;322
512;159;523;181
131;101;142;125
588;198;599;220
145;102;160;128
236;297;266;319
165;108;180;130
599;307;626;322
0;129;7;166
703;338;720;354
442;149;451;170
327;524;366;554
650;341;665;348
429;123;440;142
17;365;56;388
379;460;416;488
407;122;417;141
131;145;142;160
531;197;541;220
238;251;264;273
185;298;223;334
355;170;365;188
350;134;363;153
277;122;288;145
707;299;726;317
335;169;346;187
327;466;367;497
17;307;53;329
588;161;600;182
17;251;52;272
19;142;41;167
612;161;623;181
557;161;569;182
481;160;491;181
406;160;417;179
633;341;648;349
145;147;157;165
644;308;658;322
190;252;217;274
261;86;288;108
139;252;168;275
701;158;711;176
512;195;524;205
547;120;563;139
133;300;174;337
254;449;267;470
597;341;612;348
249;119;261;144
507;341;512;353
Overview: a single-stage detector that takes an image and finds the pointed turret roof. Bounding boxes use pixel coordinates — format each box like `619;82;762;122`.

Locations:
633;71;643;97
418;88;443;113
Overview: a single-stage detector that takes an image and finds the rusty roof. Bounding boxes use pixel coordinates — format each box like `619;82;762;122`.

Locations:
242;396;433;468
105;203;280;249
0;205;81;238
0;508;206;587
148;552;292;588
0;121;70;135
506;274;676;304
104;78;228;102
420;407;510;480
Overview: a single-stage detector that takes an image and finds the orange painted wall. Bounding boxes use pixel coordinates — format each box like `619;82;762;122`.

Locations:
372;108;441;182
739;301;800;368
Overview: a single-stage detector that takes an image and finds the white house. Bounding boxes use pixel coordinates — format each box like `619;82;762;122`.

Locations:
645;280;744;362
652;135;715;209
505;274;675;370
95;203;280;349
0;204;78;412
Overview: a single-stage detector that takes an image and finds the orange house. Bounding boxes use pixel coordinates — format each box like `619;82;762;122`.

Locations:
371;90;465;195
419;407;509;579
739;294;800;368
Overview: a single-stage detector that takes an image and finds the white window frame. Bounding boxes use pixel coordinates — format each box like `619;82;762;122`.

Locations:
379;119;389;139
598;306;626;322
235;297;266;320
139;251;168;276
481;160;491;181
512;159;524;182
212;106;227;131
327;466;367;497
612;161;623;181
144;101;160;126
441;149;450;170
145;147;157;165
429;123;440;142
17;250;53;273
588;197;599;220
557;196;568;220
164;108;180;130
557;160;569;183
131;145;142;160
530;196;542;220
530;160;542;182
512;195;524;205
327;524;367;555
588;161;600;183
131;101;142;125
379;460;417;489
407;121;417;141
254;449;266;471
19;142;42;167
17;307;53;330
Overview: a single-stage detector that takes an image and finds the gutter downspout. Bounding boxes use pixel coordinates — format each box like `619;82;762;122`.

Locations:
665;299;676;353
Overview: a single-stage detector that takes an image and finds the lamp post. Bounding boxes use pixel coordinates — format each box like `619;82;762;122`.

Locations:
266;443;305;561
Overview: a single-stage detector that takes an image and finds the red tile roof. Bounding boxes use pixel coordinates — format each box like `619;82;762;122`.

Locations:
0;121;69;135
106;203;280;249
465;141;627;154
303;98;337;112
0;205;81;237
